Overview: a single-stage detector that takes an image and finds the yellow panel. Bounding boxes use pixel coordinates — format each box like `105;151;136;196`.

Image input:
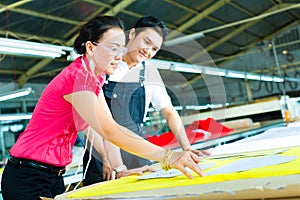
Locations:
68;147;300;198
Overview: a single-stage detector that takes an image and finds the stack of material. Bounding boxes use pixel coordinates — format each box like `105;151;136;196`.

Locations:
222;118;260;132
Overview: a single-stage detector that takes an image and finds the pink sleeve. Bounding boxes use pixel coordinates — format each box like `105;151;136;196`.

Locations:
72;69;101;96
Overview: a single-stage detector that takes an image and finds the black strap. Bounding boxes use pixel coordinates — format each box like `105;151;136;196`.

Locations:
139;61;145;86
105;74;110;84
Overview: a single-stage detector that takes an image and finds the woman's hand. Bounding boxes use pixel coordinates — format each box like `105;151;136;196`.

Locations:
115;165;154;179
167;150;204;179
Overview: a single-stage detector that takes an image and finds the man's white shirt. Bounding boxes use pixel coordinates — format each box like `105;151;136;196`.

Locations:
108;60;172;121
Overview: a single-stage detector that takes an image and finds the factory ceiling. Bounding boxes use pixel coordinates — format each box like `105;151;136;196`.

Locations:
0;0;300;114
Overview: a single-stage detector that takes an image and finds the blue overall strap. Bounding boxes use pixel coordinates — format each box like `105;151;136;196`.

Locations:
139;61;145;86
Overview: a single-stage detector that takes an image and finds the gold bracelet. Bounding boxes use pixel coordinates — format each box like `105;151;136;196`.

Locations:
161;149;173;171
161;149;170;171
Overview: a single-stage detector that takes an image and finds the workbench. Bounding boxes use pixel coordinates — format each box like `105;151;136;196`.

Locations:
55;125;300;200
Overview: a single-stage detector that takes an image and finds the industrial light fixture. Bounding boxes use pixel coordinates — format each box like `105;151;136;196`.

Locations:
227;71;246;79
148;59;296;83
0;113;32;121
173;106;183;110
260;76;274;82
273;77;284;82
186;103;230;110
245;74;261;81
0;37;74;58
165;32;205;46
171;64;202;73
204;68;226;76
0;87;33;102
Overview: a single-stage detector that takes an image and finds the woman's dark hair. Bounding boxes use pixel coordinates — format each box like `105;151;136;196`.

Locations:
132;16;168;42
74;15;125;54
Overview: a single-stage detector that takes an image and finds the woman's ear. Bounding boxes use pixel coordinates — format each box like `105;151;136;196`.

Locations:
128;28;136;40
85;41;94;56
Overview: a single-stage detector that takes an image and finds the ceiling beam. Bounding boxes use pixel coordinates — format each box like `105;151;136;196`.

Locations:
66;0;135;46
227;1;280;40
0;30;68;45
166;0;231;40
218;19;300;65
229;1;276;30
82;0;112;9
63;8;107;40
0;2;83;46
0;69;23;75
162;0;241;53
255;61;300;75
122;9;179;31
0;0;32;13
166;3;299;47
163;0;256;46
0;3;79;25
199;19;300;66
180;19;300;88
30;67;65;79
105;0;135;15
82;2;179;31
163;0;235;38
187;3;300;62
163;0;213;25
17;59;53;87
17;0;135;87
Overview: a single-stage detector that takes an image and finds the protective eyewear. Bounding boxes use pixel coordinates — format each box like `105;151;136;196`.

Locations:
92;42;127;57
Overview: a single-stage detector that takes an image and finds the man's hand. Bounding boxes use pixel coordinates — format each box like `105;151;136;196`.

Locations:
189;149;211;157
102;163;113;180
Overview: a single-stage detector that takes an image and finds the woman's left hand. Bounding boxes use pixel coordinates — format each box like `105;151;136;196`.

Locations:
115;165;154;179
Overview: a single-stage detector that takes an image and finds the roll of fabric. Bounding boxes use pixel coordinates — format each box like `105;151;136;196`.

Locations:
222;118;254;130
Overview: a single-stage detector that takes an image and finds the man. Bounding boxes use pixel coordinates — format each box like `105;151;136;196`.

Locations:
83;16;207;186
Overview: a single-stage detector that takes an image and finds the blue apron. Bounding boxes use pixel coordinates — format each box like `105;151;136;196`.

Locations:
103;62;152;168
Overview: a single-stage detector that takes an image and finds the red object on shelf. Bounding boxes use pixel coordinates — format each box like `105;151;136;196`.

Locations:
187;117;233;135
146;118;234;148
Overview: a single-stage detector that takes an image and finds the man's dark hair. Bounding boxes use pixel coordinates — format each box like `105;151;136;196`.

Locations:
132;16;168;41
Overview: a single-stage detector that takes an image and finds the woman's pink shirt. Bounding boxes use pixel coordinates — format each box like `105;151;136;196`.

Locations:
10;56;105;167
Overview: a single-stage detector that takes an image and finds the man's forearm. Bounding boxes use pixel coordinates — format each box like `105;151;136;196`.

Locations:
162;106;191;150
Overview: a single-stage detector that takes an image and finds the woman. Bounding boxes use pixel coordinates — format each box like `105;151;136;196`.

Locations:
1;15;203;200
83;16;208;185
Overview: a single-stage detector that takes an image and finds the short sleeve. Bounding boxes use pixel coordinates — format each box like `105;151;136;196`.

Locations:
148;84;172;110
72;69;102;96
144;62;172;110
